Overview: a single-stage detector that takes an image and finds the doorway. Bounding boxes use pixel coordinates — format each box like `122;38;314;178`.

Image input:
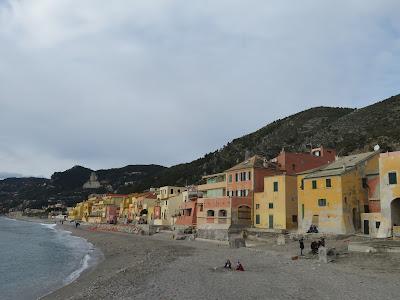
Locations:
363;220;369;235
269;215;273;229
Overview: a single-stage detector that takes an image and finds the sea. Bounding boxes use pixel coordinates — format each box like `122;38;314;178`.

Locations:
0;217;97;300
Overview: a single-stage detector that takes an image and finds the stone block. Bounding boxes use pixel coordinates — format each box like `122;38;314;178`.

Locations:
318;246;328;263
277;235;286;245
229;238;246;248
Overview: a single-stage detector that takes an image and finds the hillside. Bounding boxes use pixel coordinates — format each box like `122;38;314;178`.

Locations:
1;94;400;212
0;165;166;212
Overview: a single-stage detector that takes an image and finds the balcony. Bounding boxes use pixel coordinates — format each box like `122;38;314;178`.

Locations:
198;181;227;192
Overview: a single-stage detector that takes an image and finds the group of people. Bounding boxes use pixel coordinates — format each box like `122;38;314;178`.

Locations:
224;259;244;271
299;237;325;255
307;224;319;233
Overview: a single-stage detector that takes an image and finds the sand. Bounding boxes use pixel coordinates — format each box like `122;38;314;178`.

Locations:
44;225;400;300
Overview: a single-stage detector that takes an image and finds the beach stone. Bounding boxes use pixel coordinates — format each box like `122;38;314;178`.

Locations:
318;246;328;263
277;235;286;245
229;238;246;248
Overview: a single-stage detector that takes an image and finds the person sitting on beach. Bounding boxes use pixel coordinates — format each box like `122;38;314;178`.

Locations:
236;261;244;271
75;222;80;228
224;259;232;269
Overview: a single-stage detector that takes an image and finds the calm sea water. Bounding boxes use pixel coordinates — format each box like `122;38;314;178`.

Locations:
0;217;96;300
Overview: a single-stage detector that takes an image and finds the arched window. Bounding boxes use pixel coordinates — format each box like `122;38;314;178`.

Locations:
218;209;227;217
207;210;215;217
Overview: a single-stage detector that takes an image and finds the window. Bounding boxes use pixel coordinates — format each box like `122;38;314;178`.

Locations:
326;178;331;188
292;164;296;171
362;178;368;188
207;210;215;217
273;182;278;192
177;189;180;193
199;204;203;212
248;171;251;180
301;204;304;219
318;199;327;207
389;172;397;185
300;179;304;190
344;196;347;204
235;173;239;182
268;203;273;209
228;175;232;183
218;209;227;217
312;180;317;189
255;204;260;209
292;215;298;223
235;190;238;196
170;189;174;194
364;205;370;213
376;221;381;229
255;214;260;224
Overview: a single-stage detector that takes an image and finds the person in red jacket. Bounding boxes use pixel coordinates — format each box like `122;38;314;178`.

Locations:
236;261;244;271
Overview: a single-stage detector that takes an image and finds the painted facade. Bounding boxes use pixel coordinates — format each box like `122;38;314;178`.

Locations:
298;152;379;234
254;175;298;230
175;189;202;228
154;186;185;226
253;147;337;231
364;151;400;238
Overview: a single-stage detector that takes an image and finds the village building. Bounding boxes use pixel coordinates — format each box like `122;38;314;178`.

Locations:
83;172;102;189
153;186;185;226
254;147;336;231
196;156;279;240
175;187;203;229
298;151;379;234
361;151;400;238
135;191;158;224
87;194;127;224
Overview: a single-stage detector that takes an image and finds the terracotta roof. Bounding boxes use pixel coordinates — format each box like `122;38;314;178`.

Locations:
303;152;378;179
225;155;277;172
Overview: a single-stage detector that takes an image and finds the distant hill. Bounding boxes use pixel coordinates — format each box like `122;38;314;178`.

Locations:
1;94;400;212
0;165;166;212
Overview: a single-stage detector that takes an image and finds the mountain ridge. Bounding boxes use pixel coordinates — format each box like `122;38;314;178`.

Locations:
1;93;400;212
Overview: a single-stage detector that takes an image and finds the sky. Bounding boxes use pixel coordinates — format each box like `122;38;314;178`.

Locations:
0;0;399;178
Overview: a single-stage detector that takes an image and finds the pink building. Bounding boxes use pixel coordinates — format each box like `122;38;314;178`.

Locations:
106;205;119;224
175;190;202;228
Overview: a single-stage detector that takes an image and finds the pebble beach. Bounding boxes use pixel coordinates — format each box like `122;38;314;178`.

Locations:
43;225;400;300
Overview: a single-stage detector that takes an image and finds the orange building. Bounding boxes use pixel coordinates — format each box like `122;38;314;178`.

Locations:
197;156;279;240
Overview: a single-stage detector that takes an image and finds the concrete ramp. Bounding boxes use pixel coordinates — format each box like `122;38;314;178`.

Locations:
348;240;400;253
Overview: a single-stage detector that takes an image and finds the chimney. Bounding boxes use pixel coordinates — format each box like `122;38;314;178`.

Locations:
244;150;251;160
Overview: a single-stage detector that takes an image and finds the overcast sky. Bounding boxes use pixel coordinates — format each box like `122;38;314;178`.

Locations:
0;0;399;178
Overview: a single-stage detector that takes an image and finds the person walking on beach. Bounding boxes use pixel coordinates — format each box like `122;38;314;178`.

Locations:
299;237;305;256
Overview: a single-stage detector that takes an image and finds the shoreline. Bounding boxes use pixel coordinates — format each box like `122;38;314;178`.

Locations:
5;216;400;299
45;224;400;300
2;216;102;300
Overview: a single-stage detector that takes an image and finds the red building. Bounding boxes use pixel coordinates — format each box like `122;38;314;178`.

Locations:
273;146;336;175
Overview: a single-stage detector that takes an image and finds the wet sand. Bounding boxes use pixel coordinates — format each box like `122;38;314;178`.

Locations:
44;225;400;300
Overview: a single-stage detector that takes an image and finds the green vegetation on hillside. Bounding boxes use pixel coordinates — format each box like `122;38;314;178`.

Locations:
1;94;400;212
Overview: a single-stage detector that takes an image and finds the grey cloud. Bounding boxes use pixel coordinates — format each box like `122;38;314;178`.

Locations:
0;0;399;177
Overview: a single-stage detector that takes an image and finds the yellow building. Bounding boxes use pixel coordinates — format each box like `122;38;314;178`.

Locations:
119;194;138;222
154;186;185;226
371;151;400;237
68;202;84;221
82;200;95;222
298;151;379;234
254;174;298;230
